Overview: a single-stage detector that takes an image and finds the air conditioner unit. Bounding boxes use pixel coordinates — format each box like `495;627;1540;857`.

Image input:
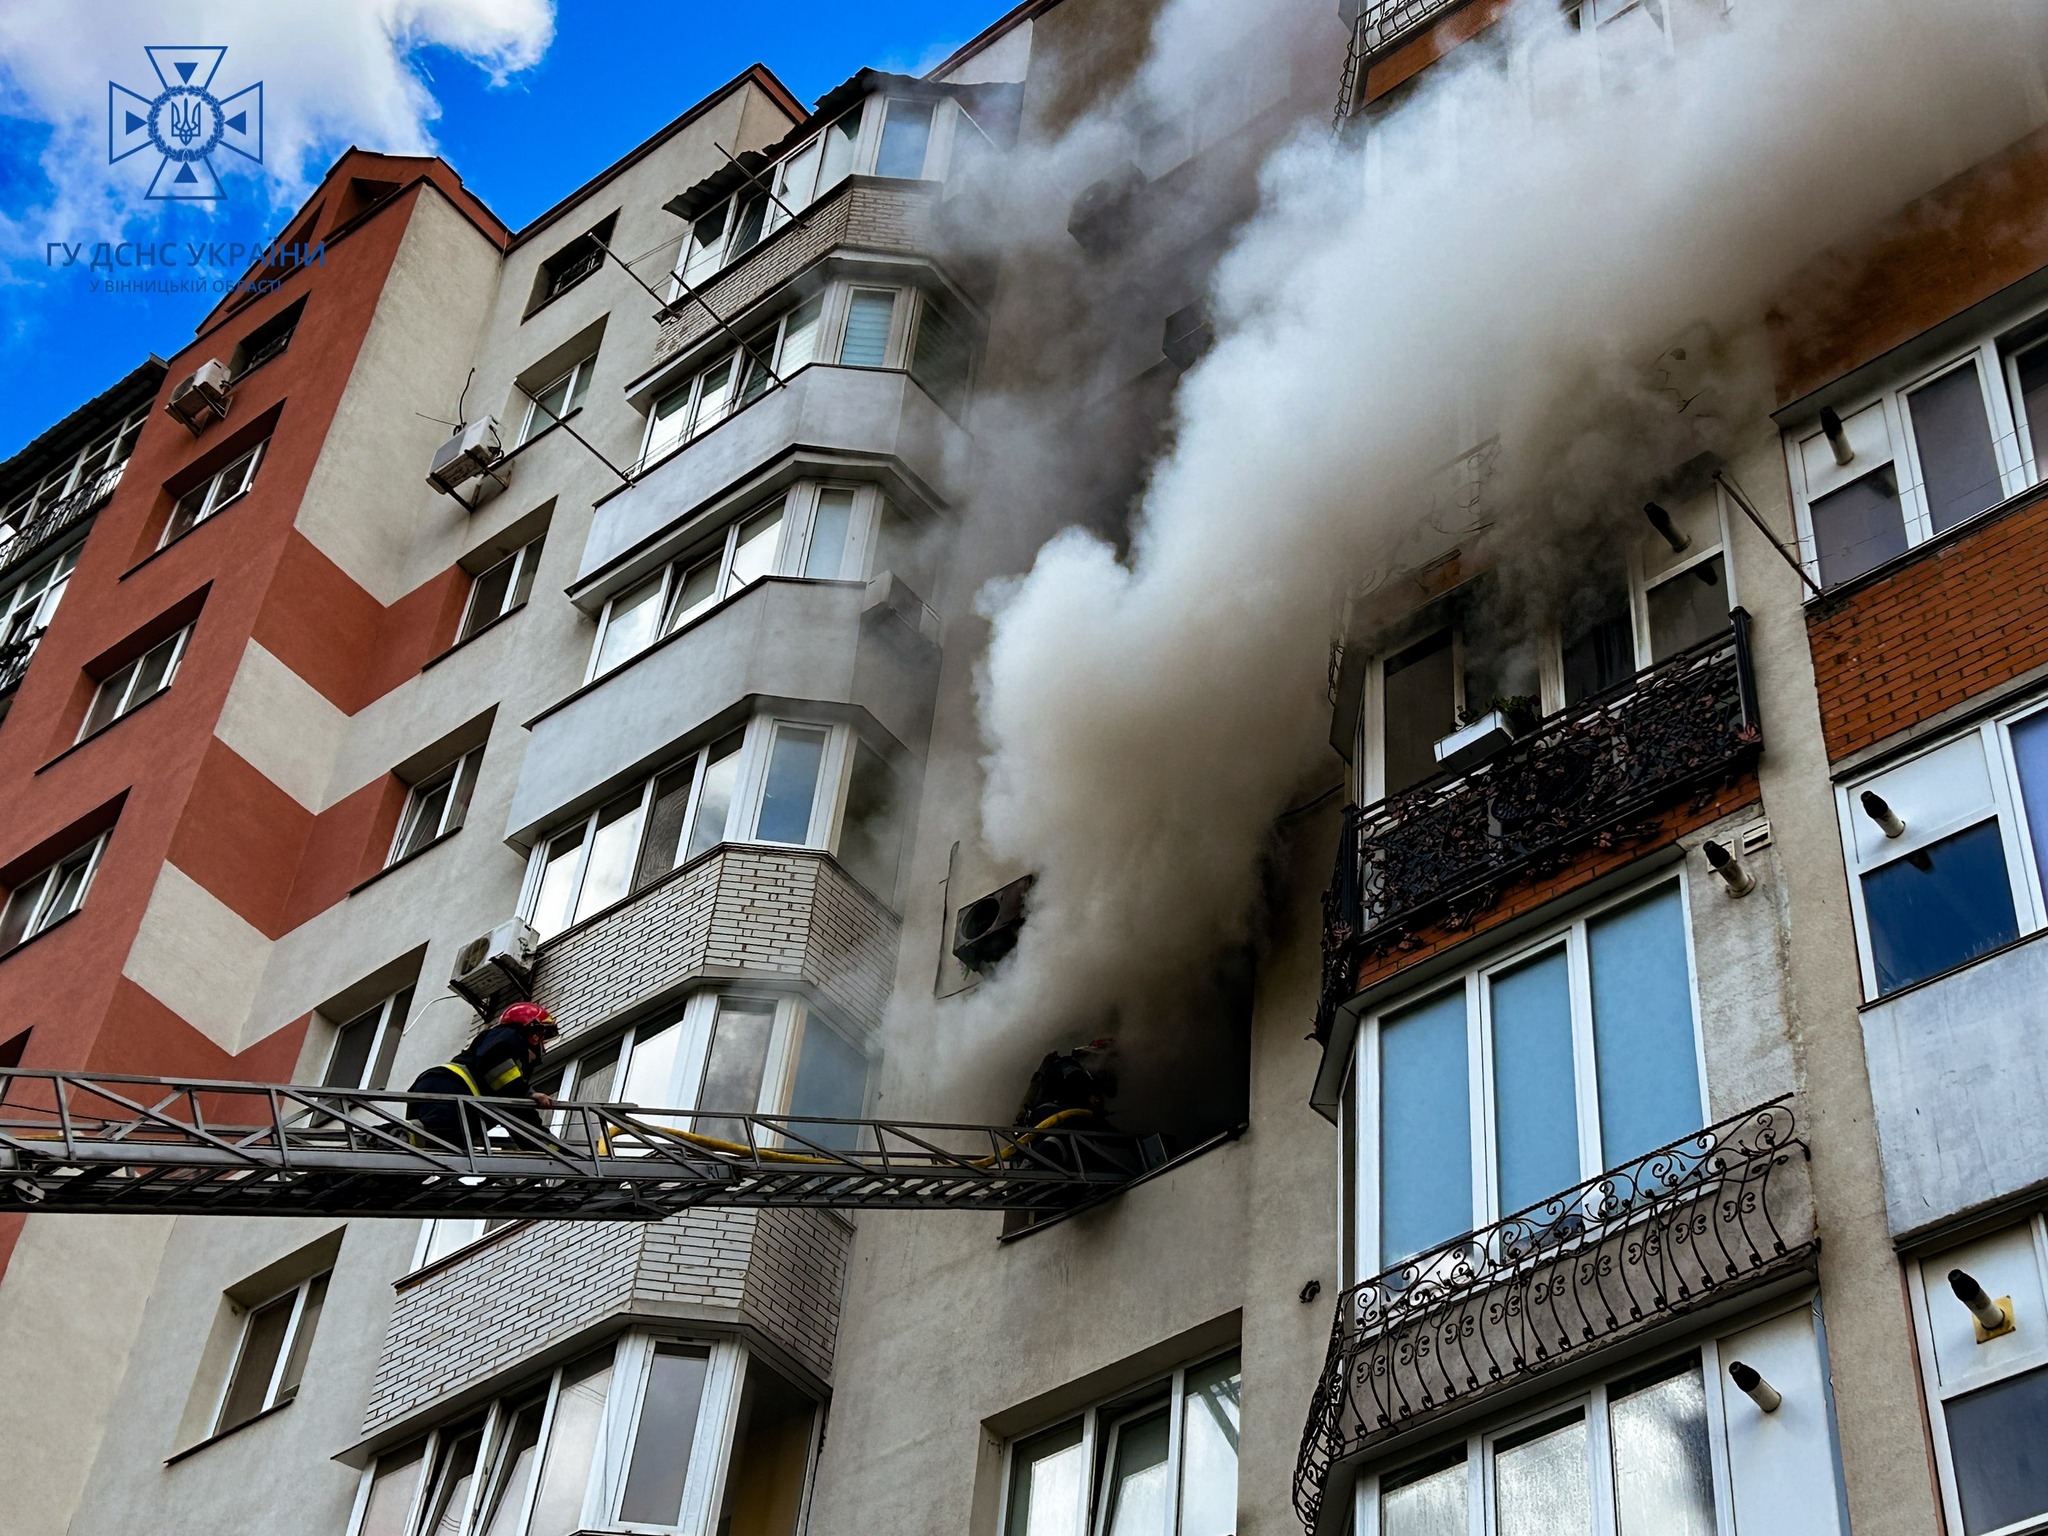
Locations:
449;917;540;1016
953;874;1034;972
427;417;506;496
164;359;233;432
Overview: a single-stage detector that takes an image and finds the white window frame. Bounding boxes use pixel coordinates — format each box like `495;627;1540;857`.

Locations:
390;747;484;866
321;986;412;1093
1835;693;2048;1000
1342;872;1707;1284
519;355;597;445
0;406;145;540
1;545;81;649
995;1348;1242;1536
162;440;267;547
1906;1213;2048;1536
0;831;109;951
1355;497;1736;806
211;1271;329;1436
835;285;909;371
585;484;884;680
459;534;546;642
1352;1336;1747;1536
78;623;191;741
1786;323;2048;589
554;990;809;1131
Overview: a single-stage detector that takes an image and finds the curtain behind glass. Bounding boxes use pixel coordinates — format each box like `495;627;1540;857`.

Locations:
1379;988;1472;1264
1588;884;1700;1169
1609;1358;1716;1536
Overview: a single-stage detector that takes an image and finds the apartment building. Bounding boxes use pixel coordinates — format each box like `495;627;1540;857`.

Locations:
5;1;2048;1535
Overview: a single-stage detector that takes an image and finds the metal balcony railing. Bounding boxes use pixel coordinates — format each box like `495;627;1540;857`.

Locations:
0;627;45;700
1317;614;1759;1041
0;460;123;584
1336;0;1480;122
1293;1098;1812;1533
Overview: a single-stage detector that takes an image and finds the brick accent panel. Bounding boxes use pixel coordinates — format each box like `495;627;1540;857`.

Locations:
531;845;900;1042
656;178;938;364
1349;774;1762;994
1806;488;2048;762
364;1207;851;1433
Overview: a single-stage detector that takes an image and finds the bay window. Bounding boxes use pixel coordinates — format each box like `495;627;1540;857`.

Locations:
522;715;909;938
1002;1350;1241;1536
351;1335;819;1536
1358;498;1731;802
587;482;916;679
163;439;265;545
1346;878;1704;1274
1839;693;2048;997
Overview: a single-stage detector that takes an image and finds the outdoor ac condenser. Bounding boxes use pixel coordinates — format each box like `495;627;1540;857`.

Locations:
450;917;540;1015
164;359;233;432
427;417;506;495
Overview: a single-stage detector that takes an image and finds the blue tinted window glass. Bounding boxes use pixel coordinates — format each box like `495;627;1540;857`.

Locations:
754;727;827;844
2008;710;2048;885
1945;1362;2048;1536
1589;884;1701;1167
1490;948;1580;1215
1862;820;2017;994
1379;989;1472;1264
789;1020;869;1151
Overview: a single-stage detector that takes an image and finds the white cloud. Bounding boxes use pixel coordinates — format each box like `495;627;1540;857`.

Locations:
0;0;554;244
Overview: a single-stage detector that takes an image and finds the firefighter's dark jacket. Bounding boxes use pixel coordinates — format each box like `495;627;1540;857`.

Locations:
441;1024;539;1098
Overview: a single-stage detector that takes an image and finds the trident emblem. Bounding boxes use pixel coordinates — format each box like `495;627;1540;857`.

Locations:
110;47;263;201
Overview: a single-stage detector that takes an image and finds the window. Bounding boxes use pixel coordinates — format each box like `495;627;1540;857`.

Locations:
1002;1351;1240;1536
672;104;866;291
875;98;937;180
163;440;265;546
1347;879;1703;1273
231;298;304;378
78;624;190;740
1838;697;2048;996
839;289;897;368
519;358;595;445
215;1271;329;1436
1911;1216;2048;1536
1787;320;2048;589
522;716;904;939
352;1335;818;1536
461;536;546;643
1371;1353;1716;1536
414;1217;515;1271
530;215;615;314
639;300;824;471
322;987;413;1092
1358;500;1730;804
0;406;145;548
0;832;107;951
391;748;483;865
546;990;870;1152
910;289;973;416
0;547;79;656
587;483;899;677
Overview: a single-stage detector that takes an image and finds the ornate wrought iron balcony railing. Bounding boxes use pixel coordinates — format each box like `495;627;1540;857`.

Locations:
1293;1098;1812;1534
1317;614;1759;1041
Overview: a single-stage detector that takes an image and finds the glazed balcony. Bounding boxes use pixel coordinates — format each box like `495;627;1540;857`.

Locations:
1293;1098;1814;1534
0;460;123;583
1317;615;1759;1040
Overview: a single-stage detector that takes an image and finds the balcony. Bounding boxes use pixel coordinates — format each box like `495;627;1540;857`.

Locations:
582;365;964;584
1317;617;1759;1040
363;1204;851;1435
530;843;900;1042
511;575;941;841
0;460;123;584
1337;0;1476;120
0;627;41;702
1293;1098;1814;1534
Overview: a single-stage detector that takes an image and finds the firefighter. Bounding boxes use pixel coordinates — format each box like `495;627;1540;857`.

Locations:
1014;1036;1119;1130
408;1001;560;1149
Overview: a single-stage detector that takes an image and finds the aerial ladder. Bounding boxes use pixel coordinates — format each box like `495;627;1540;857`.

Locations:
0;1070;1147;1222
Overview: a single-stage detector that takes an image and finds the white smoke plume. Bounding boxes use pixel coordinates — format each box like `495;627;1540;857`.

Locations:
945;0;2048;1093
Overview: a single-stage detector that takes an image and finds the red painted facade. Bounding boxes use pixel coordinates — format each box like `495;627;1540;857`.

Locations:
0;153;509;1271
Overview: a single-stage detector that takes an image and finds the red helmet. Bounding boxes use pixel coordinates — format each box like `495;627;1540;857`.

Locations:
499;1002;558;1037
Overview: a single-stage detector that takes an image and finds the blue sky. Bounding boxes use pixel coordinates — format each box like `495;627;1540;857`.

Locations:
0;1;1010;459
